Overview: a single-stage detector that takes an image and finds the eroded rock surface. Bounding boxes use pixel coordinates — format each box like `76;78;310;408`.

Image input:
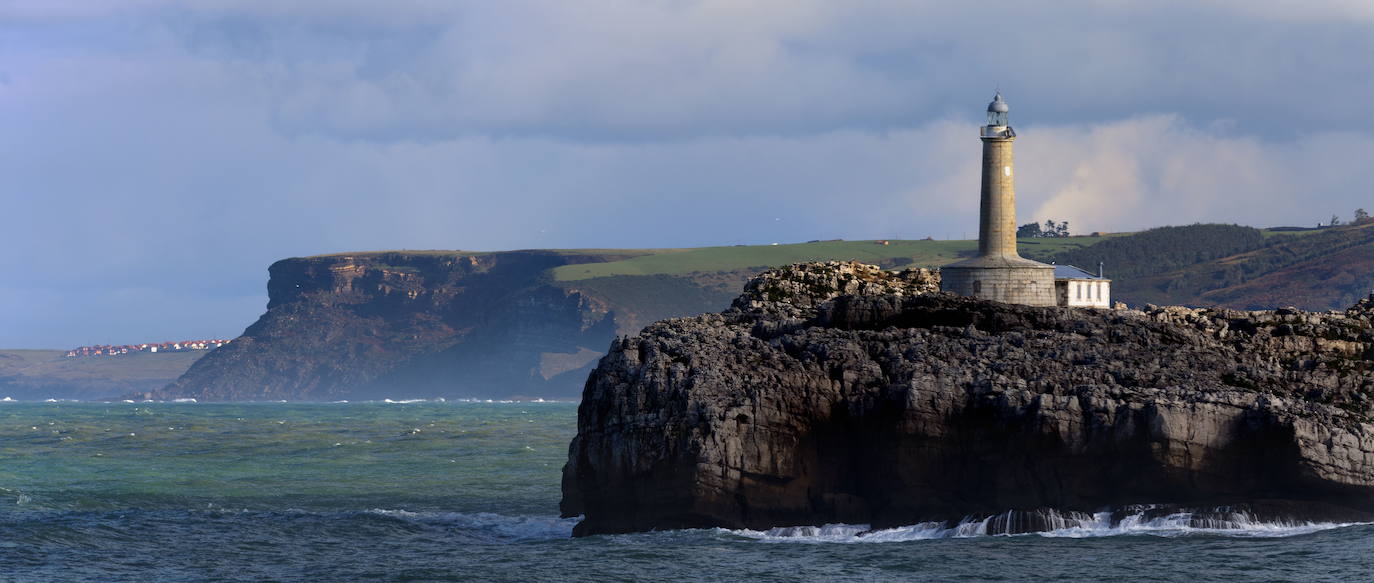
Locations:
561;264;1374;536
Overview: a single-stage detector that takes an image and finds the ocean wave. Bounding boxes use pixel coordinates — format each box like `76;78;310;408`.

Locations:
726;509;1366;543
366;509;577;541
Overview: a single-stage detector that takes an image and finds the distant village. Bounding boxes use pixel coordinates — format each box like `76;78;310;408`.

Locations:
65;339;232;358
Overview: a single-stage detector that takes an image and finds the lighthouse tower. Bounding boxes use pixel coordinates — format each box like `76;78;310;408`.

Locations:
940;92;1057;306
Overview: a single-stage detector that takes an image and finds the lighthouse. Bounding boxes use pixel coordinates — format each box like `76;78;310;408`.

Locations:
940;92;1058;306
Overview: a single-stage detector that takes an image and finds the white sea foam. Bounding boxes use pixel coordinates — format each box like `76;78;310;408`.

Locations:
1;397;13;402
727;509;1366;544
367;509;578;540
1037;510;1362;538
171;398;198;403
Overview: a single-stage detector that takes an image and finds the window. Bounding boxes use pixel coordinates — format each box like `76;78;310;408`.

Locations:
1076;282;1082;300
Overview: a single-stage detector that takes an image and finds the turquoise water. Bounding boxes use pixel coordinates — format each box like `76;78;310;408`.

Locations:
2;401;1373;582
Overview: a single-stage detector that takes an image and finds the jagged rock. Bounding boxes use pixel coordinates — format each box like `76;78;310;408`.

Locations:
731;261;939;317
561;262;1374;536
1347;292;1374;321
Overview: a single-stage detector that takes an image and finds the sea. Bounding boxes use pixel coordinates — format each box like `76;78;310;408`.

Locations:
2;400;1372;583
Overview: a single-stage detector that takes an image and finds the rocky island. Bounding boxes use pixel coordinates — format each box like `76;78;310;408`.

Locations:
561;261;1374;536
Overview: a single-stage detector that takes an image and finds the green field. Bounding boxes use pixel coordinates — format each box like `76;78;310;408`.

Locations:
549;237;1111;281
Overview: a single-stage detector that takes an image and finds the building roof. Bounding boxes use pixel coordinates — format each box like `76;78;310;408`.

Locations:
1053;264;1106;280
987;92;1009;113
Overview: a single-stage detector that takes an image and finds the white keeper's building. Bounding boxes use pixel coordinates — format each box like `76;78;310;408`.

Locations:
1053;264;1111;308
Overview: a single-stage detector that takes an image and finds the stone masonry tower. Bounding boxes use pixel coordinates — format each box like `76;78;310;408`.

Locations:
940;92;1057;306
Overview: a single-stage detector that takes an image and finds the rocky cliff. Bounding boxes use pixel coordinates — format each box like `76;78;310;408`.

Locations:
157;250;737;401
561;261;1374;536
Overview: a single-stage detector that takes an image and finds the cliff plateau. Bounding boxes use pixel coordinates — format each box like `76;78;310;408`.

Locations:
561;262;1374;536
157;251;728;401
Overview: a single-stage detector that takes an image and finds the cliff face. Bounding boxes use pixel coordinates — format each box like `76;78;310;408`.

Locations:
561;262;1374;536
160;251;629;401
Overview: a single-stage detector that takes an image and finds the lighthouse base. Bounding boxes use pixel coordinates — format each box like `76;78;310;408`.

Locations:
941;256;1057;307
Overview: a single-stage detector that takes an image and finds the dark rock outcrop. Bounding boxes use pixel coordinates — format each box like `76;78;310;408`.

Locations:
561;263;1374;536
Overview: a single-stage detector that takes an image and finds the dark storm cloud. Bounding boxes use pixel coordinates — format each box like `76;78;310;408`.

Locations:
2;1;1372;347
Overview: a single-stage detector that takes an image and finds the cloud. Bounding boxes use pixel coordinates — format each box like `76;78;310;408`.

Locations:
12;1;1368;141
247;1;1374;141
1024;116;1374;232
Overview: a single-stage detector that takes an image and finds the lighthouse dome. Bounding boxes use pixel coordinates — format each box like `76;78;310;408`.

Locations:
987;92;1009;113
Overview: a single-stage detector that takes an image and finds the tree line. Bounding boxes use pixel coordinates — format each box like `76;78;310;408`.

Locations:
1017;220;1070;238
1327;208;1371;227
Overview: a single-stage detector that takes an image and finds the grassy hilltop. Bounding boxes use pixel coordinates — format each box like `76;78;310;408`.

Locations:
549;237;1109;281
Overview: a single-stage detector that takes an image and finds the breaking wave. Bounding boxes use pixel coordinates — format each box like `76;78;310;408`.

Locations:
728;508;1366;543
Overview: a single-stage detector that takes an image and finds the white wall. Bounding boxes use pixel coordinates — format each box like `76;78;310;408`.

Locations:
1065;280;1111;308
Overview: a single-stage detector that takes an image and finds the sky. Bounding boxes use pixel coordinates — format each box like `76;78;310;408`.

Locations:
4;0;1374;348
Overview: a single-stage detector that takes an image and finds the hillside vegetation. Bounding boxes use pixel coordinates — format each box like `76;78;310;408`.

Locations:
1021;222;1374;310
1036;224;1267;281
1131;222;1374;309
